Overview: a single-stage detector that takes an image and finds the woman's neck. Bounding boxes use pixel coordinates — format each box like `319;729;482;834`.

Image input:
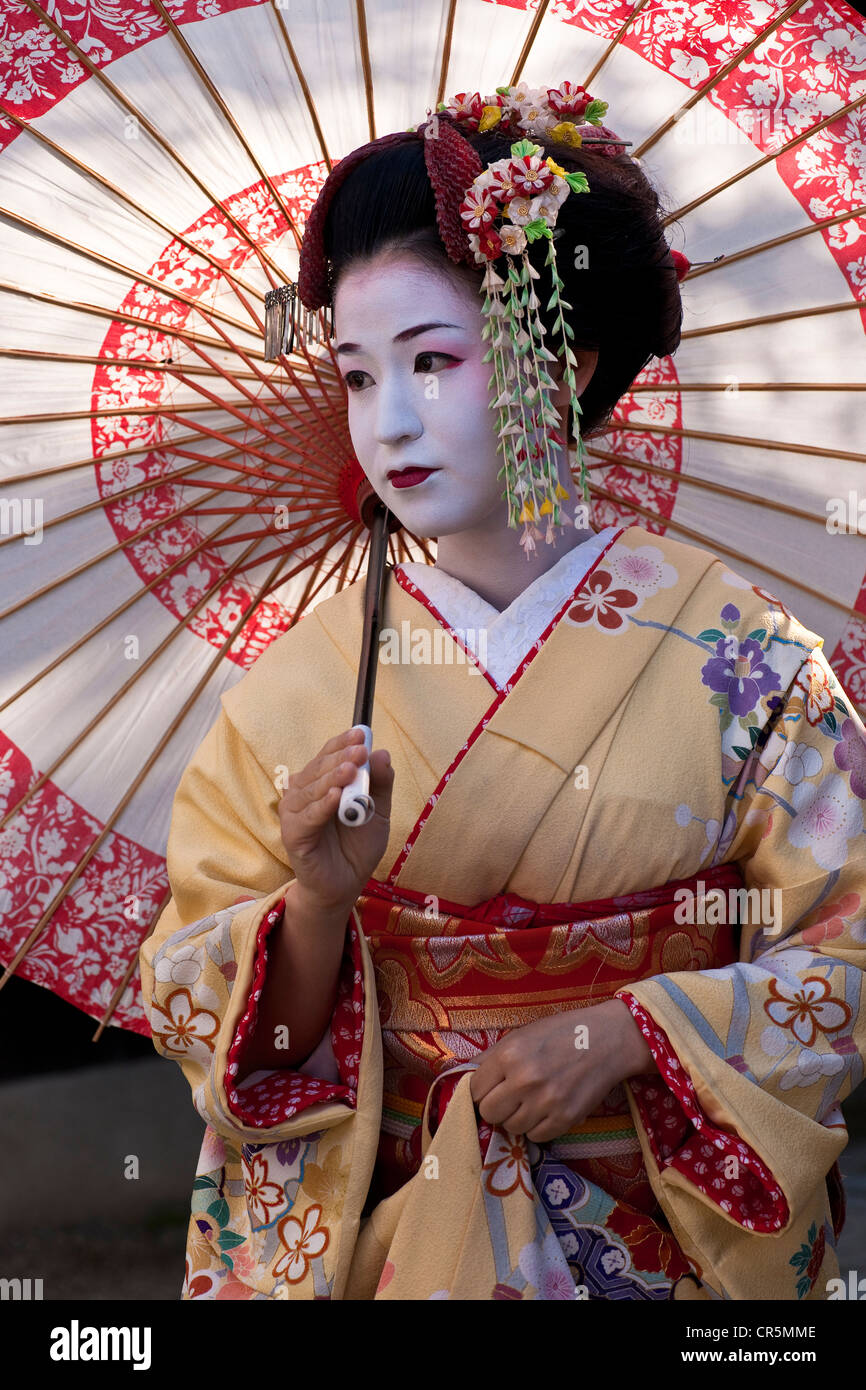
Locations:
434;516;599;612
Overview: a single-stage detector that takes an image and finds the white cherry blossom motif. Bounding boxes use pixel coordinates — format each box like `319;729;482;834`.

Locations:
787;772;863;870
242;1152;285;1227
774;739;823;788
764;975;852;1048
482;1128;538;1198
153;941;204;986
148;986;219;1059
273;1203;330;1283
607;544;678;597
778;1046;847;1091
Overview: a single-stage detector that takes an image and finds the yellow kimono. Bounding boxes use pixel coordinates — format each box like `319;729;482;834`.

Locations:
140;524;866;1300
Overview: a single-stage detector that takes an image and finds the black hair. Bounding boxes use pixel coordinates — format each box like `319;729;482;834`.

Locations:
322;127;683;440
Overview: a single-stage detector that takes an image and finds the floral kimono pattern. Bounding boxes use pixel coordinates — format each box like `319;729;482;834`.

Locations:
140;524;866;1300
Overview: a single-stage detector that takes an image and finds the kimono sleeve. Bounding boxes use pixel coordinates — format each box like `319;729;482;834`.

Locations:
618;645;866;1238
139;704;366;1145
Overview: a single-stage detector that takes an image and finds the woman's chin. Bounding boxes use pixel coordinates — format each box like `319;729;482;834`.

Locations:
389;498;502;539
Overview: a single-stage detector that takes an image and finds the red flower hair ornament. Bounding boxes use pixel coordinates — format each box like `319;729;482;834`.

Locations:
291;83;693;546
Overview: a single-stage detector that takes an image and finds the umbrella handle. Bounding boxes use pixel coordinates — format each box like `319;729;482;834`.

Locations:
338;498;393;829
337;724;374;826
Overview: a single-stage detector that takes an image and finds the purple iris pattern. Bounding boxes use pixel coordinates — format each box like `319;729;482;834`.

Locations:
702;635;781;718
835;718;866;800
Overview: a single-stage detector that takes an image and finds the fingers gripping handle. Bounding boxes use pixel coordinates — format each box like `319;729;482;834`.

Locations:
338;725;374;827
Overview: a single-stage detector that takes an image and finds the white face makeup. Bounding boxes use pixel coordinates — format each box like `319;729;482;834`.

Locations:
333;252;513;538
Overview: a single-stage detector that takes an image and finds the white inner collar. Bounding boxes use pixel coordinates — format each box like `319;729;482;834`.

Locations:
397;525;619;688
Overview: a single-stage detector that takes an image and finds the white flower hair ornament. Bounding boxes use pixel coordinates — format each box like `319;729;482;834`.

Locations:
413;82;623;557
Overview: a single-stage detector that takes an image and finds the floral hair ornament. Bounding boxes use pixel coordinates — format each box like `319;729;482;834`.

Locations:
295;82;703;550
417;83;625;556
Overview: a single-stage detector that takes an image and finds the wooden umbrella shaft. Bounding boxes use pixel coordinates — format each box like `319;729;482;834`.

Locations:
353;500;391;727
338;501;392;826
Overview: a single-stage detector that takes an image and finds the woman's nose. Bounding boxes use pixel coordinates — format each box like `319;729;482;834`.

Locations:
373;373;423;446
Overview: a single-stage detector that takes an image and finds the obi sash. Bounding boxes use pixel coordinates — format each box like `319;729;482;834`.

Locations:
356;862;743;1207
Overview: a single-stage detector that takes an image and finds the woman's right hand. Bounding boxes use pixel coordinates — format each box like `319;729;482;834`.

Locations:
278;727;394;912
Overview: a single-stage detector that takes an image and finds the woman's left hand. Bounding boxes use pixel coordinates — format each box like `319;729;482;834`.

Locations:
469;998;659;1144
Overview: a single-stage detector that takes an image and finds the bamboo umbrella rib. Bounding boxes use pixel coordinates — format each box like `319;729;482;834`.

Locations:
18;0;294;287
0;426;331;619
664;93;866;226
584;446;833;525
178;317;345;440
2;419;278;488
170;469;330;501
167;398;348;479
627;381;866;392
149;0;303;253
681;299;865;336
589;480;856;619
397;529;435;566
0;398;277;427
0;477;281;713
633;0;810;159
435;0;459;107
0;348;266;381
0;474;326;830
165;408;348;485
268;0;332;172
225;526;354;578
0;345;337;394
163;406;346;482
510;0;552;85
0;279;268;360
683;205;866;279
599;419;866;465
0;442;295;549
161;358;341;461
0;100;273;325
581;0;653;91
349;532;372;587
0;549;292;993
0;343;346;479
0;204;262;340
0;279;339;398
138;264;347;432
0;400;334;484
0;279;339;391
355;0;376;141
411;531;435;564
258;348;349;458
93;884;173;1039
0;205;346;428
268;522;361;605
1;500;209;625
333;528;360;595
0;410;331;492
155;443;333;496
0;470;239;630
164;353;312;443
4;494;342;718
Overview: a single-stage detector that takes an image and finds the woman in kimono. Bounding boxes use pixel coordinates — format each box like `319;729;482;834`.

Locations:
140;83;866;1301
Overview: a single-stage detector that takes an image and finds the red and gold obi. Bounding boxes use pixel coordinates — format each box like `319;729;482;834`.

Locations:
358;863;742;1213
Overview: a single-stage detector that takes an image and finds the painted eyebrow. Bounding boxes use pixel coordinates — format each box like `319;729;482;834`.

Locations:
335;322;466;355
